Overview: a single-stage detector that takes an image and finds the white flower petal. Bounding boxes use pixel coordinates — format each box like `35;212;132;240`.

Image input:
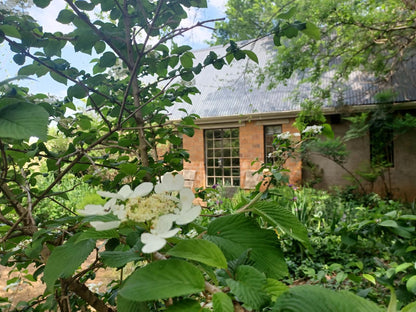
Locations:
153;214;176;234
155;173;185;193
141;233;167;253
112;204;126;221
131;182;153;197
175;205;201;225
117;185;133;199
79;204;107;216
180;188;194;210
91;221;121;231
158;228;180;239
97;190;118;199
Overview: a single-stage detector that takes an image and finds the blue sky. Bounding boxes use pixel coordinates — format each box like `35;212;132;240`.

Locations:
0;0;227;97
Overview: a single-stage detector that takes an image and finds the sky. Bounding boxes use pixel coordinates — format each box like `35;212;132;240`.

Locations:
0;0;227;97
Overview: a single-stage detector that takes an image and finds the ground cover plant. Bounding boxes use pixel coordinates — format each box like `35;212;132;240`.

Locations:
1;0;415;311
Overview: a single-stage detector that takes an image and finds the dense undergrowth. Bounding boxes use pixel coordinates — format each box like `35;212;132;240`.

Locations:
199;183;416;309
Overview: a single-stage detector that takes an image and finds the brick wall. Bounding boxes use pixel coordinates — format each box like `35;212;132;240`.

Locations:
182;118;302;190
183;128;206;188
282;120;302;184
239;122;264;189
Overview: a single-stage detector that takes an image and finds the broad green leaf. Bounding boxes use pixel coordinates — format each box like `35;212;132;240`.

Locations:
119;163;138;175
272;285;383;312
362;274;376;285
68;83;88;99
379;220;398;228
264;279;289;302
406;275;416;294
401;301;416;312
277;7;297;19
252;201;311;250
43;235;95;291
205;214;288;279
226;265;270;310
180;52;194;68
212;292;233;312
0;102;49;141
99;51;117;67
302;22;321;40
94;41;106;54
50;71;67;85
117;295;150;312
13;54;25;65
0;25;21;39
56;9;75;24
100;249;143;268
167;239;227;268
395;262;413;273
118;259;205;302
399;215;416;221
243;50;258;64
33;0;51;8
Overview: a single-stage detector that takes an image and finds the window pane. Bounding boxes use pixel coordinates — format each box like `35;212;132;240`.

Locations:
205;128;240;187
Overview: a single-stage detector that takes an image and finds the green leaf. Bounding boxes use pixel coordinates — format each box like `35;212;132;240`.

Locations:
406;275;416;294
117;295;150;312
264;279;289;302
243;50;258;64
302;22;321;40
252;201;311;251
362;274;376;285
277;7;297;19
379;220;398;228
13;54;25;65
0;102;49;141
167;239;227;268
205;214;288;279
43;235;95;291
50;71;67;85
100;249;143;268
0;25;21;39
212;292;233;312
401;301;416;312
68;84;88;99
33;0;51;8
395;262;413;273
180;52;194;68
118;259;205;302
226;265;270;310
119;163;137;175
75;0;95;10
99;51;117;67
94;41;106;54
272;285;384;312
56;9;75;24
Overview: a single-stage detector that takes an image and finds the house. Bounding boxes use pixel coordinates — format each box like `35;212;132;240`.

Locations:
168;37;416;200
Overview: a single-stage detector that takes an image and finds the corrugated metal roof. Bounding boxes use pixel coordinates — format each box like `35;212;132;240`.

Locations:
168;36;416;120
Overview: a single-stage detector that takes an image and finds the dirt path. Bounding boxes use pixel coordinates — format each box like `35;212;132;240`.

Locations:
0;252;118;311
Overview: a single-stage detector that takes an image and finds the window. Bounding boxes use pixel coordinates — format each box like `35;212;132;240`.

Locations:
370;126;394;167
264;125;282;163
205;128;240;186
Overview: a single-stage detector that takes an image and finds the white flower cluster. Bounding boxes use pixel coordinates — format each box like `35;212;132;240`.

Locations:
276;131;291;140
0;0;33;12
302;125;323;135
78;172;201;254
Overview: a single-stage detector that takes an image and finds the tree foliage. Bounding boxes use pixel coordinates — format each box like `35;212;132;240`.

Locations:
213;0;416;88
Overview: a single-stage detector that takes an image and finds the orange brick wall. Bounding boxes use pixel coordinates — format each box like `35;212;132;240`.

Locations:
182;118;302;190
239;122;264;188
183;128;206;188
282;120;302;184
